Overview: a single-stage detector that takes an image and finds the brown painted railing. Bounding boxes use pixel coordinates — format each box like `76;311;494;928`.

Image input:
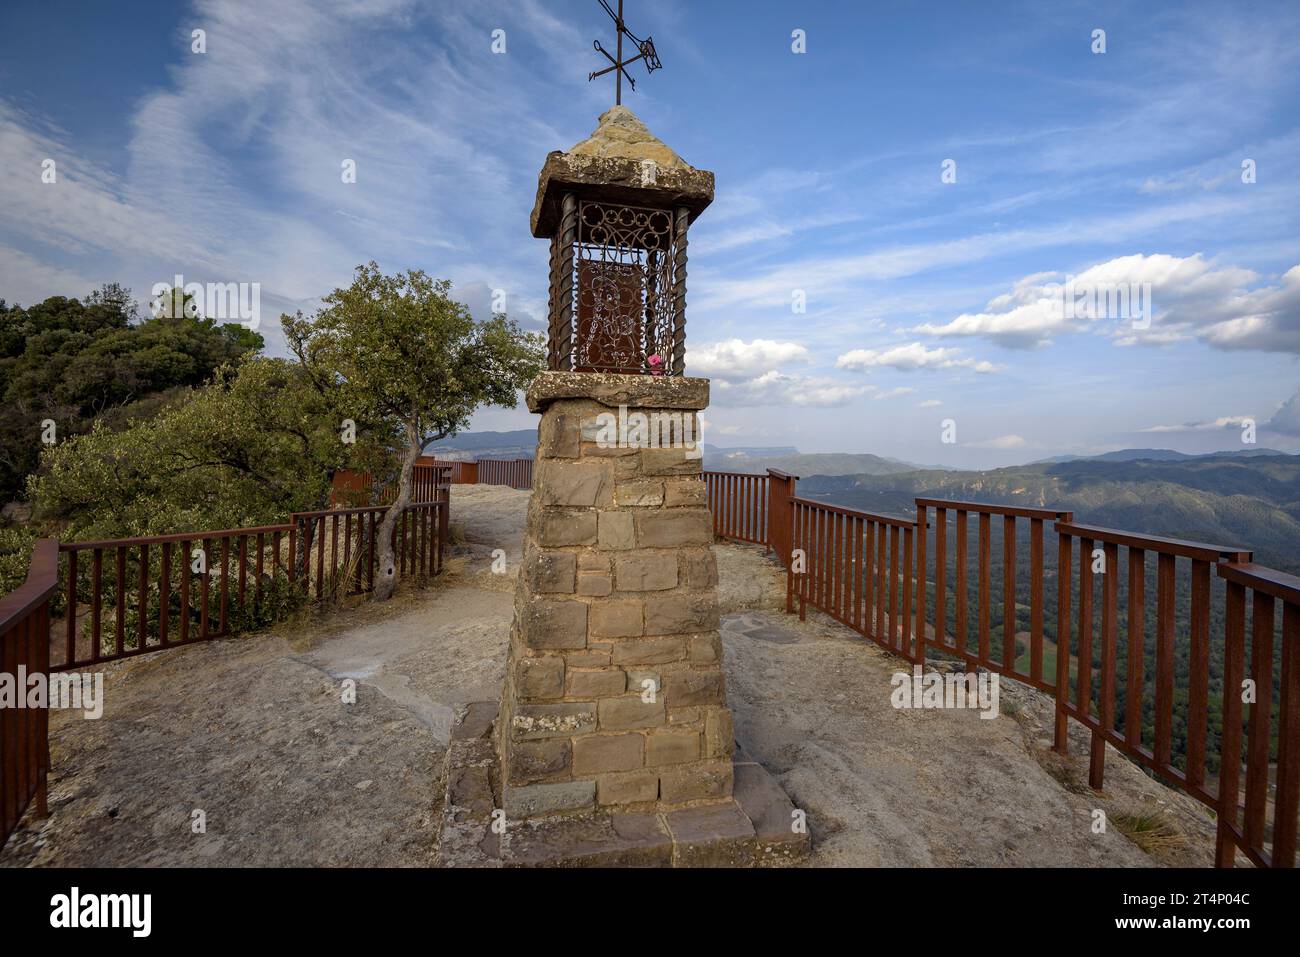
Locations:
476;458;533;490
918;500;1074;697
788;497;925;659
701;469;1299;868
703;470;769;546
52;499;448;672
431;458;533;489
334;463;451;507
1216;561;1300;867
0;539;55;846
1051;522;1251;800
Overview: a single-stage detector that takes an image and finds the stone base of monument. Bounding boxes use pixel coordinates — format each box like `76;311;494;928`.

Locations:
437;702;809;868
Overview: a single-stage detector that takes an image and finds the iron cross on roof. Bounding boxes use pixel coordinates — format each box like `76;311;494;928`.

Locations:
588;0;661;106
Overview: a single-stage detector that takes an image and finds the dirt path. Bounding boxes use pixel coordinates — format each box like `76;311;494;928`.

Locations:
3;485;1220;867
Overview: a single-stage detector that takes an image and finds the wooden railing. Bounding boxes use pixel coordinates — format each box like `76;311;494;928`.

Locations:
918;500;1074;696
1215;561;1300;867
788;497;924;660
0;539;56;847
700;469;1299;868
703;470;769;546
476;458;533;489
430;458;533;490
51;499;447;672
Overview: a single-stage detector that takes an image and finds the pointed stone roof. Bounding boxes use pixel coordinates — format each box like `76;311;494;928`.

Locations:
567;106;689;169
530;107;714;238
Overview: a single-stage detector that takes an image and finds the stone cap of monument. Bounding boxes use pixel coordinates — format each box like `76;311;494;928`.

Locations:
531;105;715;238
526;370;709;413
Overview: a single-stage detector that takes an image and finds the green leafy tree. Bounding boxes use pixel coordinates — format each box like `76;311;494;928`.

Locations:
0;285;263;503
282;262;543;600
28;358;371;540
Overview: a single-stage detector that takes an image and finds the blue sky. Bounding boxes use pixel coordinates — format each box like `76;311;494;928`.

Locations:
2;0;1299;468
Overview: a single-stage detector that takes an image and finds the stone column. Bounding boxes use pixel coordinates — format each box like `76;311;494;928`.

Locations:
497;371;734;817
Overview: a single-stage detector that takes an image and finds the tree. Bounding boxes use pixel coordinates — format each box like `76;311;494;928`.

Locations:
28;358;371;541
282;262;544;600
0;285;263;503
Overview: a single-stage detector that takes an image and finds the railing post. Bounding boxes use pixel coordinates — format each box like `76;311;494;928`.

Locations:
915;505;927;670
766;469;798;570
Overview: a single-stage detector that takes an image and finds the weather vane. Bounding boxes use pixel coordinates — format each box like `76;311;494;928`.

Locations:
588;0;661;106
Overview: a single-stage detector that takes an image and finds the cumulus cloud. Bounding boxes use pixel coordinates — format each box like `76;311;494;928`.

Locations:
710;371;870;408
1262;391;1300;436
836;342;999;374
914;253;1300;353
1138;416;1253;433
685;338;811;378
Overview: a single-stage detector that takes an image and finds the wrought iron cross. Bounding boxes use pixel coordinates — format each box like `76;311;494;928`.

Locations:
588;0;661;106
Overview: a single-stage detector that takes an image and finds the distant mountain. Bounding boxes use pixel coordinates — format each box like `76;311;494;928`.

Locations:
798;452;1300;573
1029;447;1294;465
701;450;926;477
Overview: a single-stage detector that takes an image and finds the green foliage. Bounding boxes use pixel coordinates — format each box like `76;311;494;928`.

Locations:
0;286;264;503
28;357;369;541
0;526;39;597
281;263;545;449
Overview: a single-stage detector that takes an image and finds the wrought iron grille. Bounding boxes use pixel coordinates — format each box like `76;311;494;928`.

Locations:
548;199;682;375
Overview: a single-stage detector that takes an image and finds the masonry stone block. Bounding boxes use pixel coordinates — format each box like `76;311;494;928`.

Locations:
596;769;660;806
659;760;733;804
635;509;712;547
538;461;611;508
643;595;720;635
609;637;686;666
512;702;596;740
663;478;708;507
521;599;588;649
510;738;572;783
525;548;576;594
615;553;678;591
598;695;666;731
646;729;701;766
641;447;701;476
567;668;627;698
538;411;580;458
597;511;635;550
572;732;645;775
516;655;565;699
589;599;644;638
614;479;665;507
536;509;597;547
680;549;718;589
664;669;726;708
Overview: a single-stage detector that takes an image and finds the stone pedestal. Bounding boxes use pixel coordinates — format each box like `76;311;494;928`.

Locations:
496;371;734;817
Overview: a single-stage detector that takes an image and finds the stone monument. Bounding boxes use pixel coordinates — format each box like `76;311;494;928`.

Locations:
439;107;807;867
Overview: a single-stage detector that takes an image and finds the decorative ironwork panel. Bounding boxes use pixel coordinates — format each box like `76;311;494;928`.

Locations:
568;200;677;375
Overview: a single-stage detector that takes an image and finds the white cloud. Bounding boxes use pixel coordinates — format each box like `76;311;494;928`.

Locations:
685;338;811;378
915;253;1300;354
919;399;942;408
968;434;1028;449
872;386;917;400
1264;390;1300;437
1139;416;1253;433
710;371;870;408
836;342;999;374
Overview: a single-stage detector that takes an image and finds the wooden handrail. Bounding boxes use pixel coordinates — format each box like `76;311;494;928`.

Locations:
916;498;1072;521
1055;521;1251;562
0;539;58;634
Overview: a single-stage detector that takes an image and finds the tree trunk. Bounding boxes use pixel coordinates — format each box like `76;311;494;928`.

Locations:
372;422;420;601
